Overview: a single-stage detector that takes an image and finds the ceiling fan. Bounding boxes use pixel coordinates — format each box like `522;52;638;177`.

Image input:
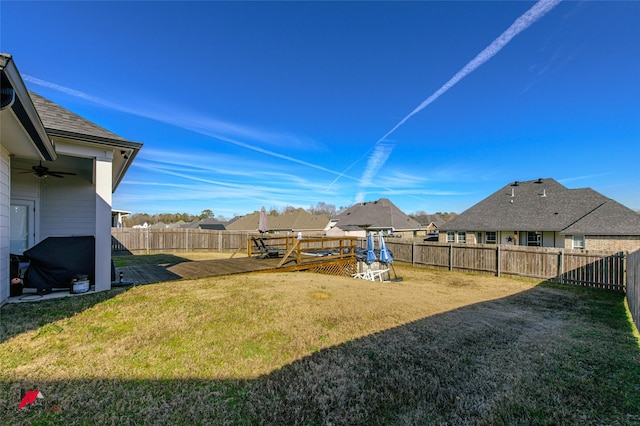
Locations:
21;161;77;179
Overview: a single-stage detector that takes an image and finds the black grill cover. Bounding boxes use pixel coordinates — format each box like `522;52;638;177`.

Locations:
23;236;95;292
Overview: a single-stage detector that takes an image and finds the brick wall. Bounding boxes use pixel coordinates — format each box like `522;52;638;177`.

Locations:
585;235;640;252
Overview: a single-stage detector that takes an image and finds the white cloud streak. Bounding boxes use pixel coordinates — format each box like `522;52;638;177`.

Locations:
354;143;394;203
23;75;352;180
353;0;562;202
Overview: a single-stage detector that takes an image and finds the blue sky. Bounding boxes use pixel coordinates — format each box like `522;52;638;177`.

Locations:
2;1;638;218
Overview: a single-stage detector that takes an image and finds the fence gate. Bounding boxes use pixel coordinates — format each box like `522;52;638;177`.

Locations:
559;251;625;292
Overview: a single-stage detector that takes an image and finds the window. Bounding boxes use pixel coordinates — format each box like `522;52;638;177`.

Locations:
457;232;466;243
527;231;541;247
10;200;35;254
572;235;585;249
447;231;455;243
476;232;483;244
486;231;497;244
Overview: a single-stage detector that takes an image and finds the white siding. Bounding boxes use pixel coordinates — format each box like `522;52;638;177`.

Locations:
0;148;10;303
40;174;95;239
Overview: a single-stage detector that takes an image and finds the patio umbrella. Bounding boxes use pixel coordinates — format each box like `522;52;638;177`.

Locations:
379;231;402;281
258;206;268;234
366;232;377;264
378;232;393;264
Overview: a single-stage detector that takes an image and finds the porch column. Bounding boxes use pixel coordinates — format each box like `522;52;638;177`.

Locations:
95;157;112;292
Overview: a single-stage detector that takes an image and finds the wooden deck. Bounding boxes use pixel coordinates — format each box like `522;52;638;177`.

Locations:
114;236;360;286
115;253;357;286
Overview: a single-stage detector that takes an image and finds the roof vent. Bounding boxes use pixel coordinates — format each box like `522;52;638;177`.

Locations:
535;178;543;184
511;181;519;187
540;189;547;197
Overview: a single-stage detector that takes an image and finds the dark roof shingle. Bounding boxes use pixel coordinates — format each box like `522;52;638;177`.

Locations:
29;91;130;143
334;198;421;231
439;178;640;235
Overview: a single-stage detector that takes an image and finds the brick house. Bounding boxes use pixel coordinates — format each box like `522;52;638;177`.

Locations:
438;178;640;252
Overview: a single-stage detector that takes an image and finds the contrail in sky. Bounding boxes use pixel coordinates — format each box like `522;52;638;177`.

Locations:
348;0;562;198
23;75;358;182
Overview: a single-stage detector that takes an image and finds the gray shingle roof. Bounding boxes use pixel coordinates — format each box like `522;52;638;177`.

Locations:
439;178;640;235
29;91;131;144
225;208;330;232
334;198;421;231
562;199;640;235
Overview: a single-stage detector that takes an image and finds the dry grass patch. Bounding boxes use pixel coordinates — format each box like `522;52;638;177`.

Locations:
1;263;639;425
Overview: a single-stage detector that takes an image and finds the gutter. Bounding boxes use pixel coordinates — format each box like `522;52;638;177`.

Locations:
0;53;56;161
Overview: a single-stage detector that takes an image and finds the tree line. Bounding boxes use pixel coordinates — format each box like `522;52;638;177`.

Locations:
122;203;456;227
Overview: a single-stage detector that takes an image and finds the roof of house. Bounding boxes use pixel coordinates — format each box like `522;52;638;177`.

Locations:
423;214;446;228
563;199;640;235
181;218;227;230
29;92;137;146
333;198;421;231
225;208;330;232
439;178;640;235
28;91;143;190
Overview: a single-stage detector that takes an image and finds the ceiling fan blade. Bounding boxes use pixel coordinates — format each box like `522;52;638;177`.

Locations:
48;171;76;175
46;172;65;178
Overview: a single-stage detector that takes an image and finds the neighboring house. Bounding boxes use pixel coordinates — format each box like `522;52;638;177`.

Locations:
111;209;130;228
438;178;640;252
420;214;446;233
226;208;330;235
326;198;422;238
181;218;227;231
1;53;142;303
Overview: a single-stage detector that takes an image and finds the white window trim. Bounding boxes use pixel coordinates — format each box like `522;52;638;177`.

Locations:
572;235;585;249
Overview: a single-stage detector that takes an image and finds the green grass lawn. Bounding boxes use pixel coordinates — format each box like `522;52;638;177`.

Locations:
1;261;639;425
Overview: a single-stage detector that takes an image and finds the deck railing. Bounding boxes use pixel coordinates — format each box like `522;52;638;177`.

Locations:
241;235;358;268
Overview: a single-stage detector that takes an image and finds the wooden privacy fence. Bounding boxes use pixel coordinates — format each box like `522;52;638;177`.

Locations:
112;228;253;254
626;249;640;332
112;229;627;293
385;241;626;292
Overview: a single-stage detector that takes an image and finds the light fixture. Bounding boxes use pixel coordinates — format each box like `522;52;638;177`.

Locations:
121;150;129;160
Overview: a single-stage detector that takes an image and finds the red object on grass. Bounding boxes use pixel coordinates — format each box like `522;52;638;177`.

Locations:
19;390;43;408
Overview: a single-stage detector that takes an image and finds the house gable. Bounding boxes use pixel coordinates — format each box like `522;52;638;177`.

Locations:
225;208;329;233
333;198;421;232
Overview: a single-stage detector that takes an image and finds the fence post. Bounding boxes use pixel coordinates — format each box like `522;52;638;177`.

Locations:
449;245;453;271
621;251;626;291
558;249;564;284
185;228;189;252
412;241;415;265
496;245;500;277
146;227;150;254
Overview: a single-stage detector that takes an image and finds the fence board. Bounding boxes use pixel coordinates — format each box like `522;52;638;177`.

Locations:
385;241;625;291
112;228;253;254
627;250;640;332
